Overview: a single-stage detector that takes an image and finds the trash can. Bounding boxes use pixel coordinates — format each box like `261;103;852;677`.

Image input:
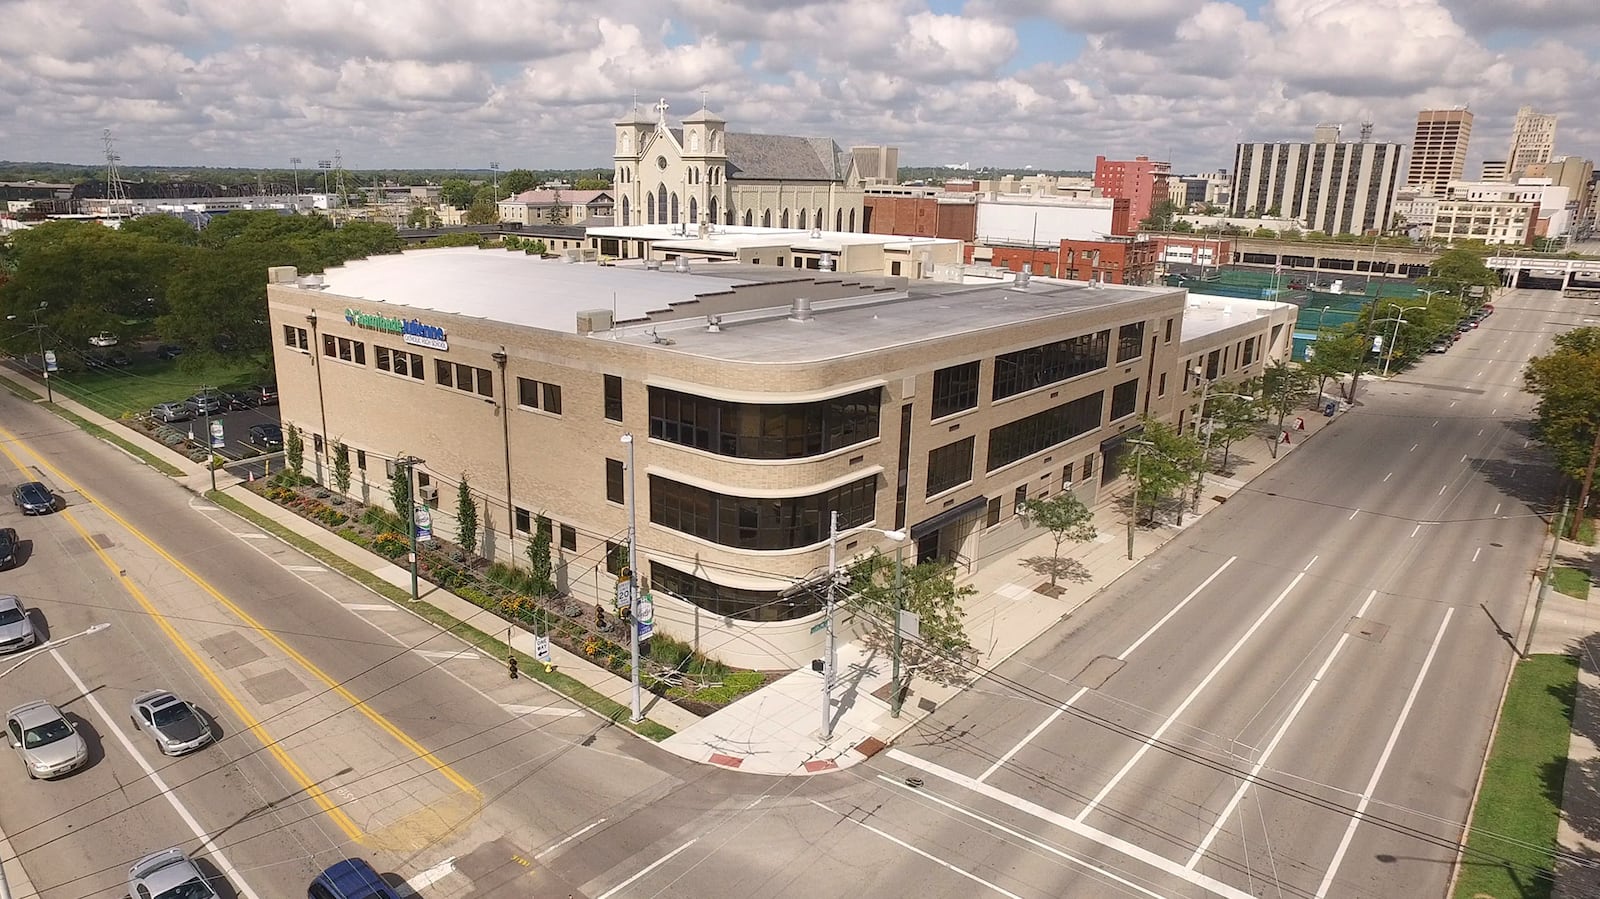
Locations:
1323;401;1337;417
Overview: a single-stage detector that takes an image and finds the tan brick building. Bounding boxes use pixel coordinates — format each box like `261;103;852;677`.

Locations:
267;247;1291;668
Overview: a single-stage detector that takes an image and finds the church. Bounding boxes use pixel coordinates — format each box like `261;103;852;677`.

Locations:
612;99;867;233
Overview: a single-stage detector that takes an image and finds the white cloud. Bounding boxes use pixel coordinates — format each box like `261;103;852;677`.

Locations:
0;0;1593;174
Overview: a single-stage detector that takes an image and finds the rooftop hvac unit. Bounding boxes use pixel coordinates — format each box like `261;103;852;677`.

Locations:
790;297;814;322
1015;271;1031;289
674;256;691;273
564;248;582;263
644;259;661;270
576;309;614;334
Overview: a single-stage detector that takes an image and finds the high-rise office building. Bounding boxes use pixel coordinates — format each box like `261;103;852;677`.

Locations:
1406;108;1473;195
1229;126;1404;234
1093;155;1171;226
1506;106;1557;175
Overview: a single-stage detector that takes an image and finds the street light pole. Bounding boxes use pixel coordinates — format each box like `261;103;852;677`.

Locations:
0;622;111;682
395;455;425;603
1193;393;1255;512
1379;303;1427;377
621;433;641;723
1127;438;1154;560
823;510;839;739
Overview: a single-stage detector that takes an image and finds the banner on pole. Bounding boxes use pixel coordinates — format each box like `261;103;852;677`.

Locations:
414;506;433;542
635;594;654;641
209;420;226;449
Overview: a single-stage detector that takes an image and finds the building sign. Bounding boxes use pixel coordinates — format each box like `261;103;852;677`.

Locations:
344;308;448;351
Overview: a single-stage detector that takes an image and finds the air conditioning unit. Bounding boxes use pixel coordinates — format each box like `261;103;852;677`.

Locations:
418;484;438;503
576;309;615;334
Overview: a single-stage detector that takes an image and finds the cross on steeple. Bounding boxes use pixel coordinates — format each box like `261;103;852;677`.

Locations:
654;97;669;124
700;89;708;110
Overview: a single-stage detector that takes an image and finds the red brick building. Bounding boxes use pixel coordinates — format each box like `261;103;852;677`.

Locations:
863;194;977;241
978;238;1159;285
1094;155;1171;228
1150;235;1234;269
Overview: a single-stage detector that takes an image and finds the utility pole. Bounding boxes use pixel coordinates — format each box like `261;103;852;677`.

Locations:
890;541;906;718
1127;438;1155;560
621;434;642;723
1523;498;1570;659
200;385;218;492
822;510;840;739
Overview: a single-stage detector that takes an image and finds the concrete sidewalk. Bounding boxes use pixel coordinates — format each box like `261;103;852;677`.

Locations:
658;408;1341;775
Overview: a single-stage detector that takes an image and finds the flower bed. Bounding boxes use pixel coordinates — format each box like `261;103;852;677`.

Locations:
248;474;769;711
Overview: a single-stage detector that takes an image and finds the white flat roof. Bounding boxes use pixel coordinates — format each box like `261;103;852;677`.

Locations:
310;247;755;333
588;223;954;252
1180;296;1292;342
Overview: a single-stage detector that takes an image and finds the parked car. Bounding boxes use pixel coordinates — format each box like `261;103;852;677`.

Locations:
87;350;132;370
0;595;36;653
12;482;56;515
240;384;278;406
88;332;119;348
157;344;185;360
1428;341;1450;354
128;848;221;899
0;529;16;570
6;700;88;779
222;391;254;411
184;392;226;416
130;691;213;756
309;859;401;899
247;424;283;449
151;402;195;424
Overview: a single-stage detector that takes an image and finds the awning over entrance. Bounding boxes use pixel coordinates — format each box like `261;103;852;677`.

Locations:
910;495;990;541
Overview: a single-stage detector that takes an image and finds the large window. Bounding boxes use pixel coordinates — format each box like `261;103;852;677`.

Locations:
517;377;563;414
437;360;492;396
926;437;975;497
375;346;422;379
322;335;366;365
993;331;1110;401
648;387;881;459
283;325;308;351
1116;322;1145;363
986;392;1104;471
931;361;980;419
606;458;624;504
648;474;878;550
651;562;807;621
1110;378;1139;420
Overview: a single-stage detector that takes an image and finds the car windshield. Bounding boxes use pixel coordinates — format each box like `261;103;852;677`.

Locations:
23;719;70;748
152;703;194;728
0;607;24;626
153;876;217;899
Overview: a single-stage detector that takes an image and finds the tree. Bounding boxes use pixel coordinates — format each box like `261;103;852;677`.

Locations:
439;178;476;209
464;196;499;225
1205;385;1261;472
121;214;199;246
406;205;439;228
456;475;479;556
389;461;412;521
1526;328;1600;537
1119;418;1203;525
284;424;304;477
500;169;536;196
331;440;351;495
1018;493;1096;586
1420;247;1498;302
1140;199;1181;232
546;189;569;226
1303;329;1365;403
527;514;554;596
843;552;977;687
574;176;611;190
1261;359;1314;458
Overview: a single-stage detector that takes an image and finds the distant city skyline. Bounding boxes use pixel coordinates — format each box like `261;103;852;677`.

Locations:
0;0;1595;174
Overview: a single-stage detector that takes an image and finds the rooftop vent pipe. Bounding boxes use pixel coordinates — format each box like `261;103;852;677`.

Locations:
790;297;814;322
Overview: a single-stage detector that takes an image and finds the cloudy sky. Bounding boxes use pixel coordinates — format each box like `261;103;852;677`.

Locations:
2;0;1596;175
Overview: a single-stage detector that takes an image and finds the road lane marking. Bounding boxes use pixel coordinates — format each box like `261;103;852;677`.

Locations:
536;818;609;859
0;436;365;840
239;533;270;539
1410;444;1418;452
979;556;1238;782
1382;472;1392;482
1472;547;1482;562
402;857;457;895
1460;454;1468;463
343;603;400;612
1076;571;1308;822
1185;589;1380;867
50;651;266;899
1304;556;1317;571
417;648;483;661
286;565;327;572
876;776;1168;899
887;750;1256;899
807;801;1023;899
1349;509;1359;520
0;422;482;803
596;838;700;899
1449;401;1457;408
1432;420;1439;427
1411;524;1423;538
1478;429;1484;437
503;703;584;718
1439;484;1448;495
1315;608;1454;898
1494;503;1502;516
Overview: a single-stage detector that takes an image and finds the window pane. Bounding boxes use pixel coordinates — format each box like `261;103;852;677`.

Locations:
606;458;624;504
543;383;562;414
646;386;880;459
931;361;980;419
647;474;879;550
518;378;539;408
926;437;975;497
993;331;1109;400
455;363;473;392
604;374;623;421
436;359;452;386
376;347;392;372
475;367;494;398
1110;378;1139;420
986;392;1104;471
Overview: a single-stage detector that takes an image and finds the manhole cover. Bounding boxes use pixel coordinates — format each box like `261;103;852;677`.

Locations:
1075;655;1124;689
90;533;114;549
1345;617;1389;643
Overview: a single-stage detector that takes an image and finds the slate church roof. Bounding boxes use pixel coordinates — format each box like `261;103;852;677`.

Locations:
723;133;847;181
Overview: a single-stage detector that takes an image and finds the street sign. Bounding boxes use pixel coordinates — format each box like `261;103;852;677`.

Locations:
897;609;921;640
414;506;433;542
43;351;57;372
631;592;655;642
810;620;828;635
614;577;633;611
534;634;551;663
208;420;225;449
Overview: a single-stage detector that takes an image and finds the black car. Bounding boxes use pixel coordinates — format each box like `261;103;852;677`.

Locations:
156;345;184;360
11;482;55;516
0;529;16;570
247;424;283;448
241;384;277;406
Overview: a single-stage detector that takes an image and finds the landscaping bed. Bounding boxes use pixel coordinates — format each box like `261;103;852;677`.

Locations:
250;473;772;712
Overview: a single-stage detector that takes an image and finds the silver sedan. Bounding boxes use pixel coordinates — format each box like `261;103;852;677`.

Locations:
130;691;214;756
6;700;88;779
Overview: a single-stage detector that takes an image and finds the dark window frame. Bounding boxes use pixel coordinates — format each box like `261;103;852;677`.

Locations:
606;458;625;504
986;392;1104;472
1116;322;1145;363
931;361;981;420
993;331;1110;401
648;386;882;460
648;474;879;551
925;436;976;497
604;374;624;421
1110;378;1139;420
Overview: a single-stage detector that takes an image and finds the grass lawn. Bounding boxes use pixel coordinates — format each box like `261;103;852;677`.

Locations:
1576;518;1596;547
47;357;270;419
1554;566;1593;600
1452;653;1578;899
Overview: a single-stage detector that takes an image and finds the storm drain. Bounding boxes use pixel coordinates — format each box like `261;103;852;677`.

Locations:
1345;617;1390;643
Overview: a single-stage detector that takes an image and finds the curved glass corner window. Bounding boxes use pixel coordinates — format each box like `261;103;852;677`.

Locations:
648;386;881;459
648;474;878;550
651;561;815;621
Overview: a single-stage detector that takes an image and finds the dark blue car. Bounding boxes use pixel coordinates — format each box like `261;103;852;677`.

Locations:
309;859;401;899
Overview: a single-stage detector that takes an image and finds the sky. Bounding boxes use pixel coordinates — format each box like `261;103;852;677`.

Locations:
1;0;1597;176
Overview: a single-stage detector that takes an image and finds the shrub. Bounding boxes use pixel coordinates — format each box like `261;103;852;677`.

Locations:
372;531;409;559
